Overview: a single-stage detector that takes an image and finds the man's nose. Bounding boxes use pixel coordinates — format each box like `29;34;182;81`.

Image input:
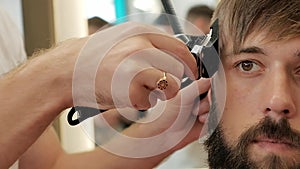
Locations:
262;72;296;121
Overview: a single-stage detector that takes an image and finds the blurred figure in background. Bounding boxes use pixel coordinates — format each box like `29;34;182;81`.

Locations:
87;16;109;35
153;13;173;34
186;5;214;34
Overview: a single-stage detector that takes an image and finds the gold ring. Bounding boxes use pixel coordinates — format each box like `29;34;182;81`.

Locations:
157;72;168;90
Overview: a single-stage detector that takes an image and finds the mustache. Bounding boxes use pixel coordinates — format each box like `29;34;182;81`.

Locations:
237;117;300;149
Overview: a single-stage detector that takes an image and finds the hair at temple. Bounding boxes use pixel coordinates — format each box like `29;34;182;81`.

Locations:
212;0;300;55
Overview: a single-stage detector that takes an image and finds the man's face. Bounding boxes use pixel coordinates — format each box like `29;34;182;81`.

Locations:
206;32;300;168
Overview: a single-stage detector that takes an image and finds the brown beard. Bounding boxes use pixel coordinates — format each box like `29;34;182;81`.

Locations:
204;116;300;169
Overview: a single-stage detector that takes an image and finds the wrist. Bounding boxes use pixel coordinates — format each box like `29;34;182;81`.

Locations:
11;56;70;115
10;37;88;113
36;37;89;109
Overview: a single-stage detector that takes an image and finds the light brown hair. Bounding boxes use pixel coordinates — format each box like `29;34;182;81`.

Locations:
212;0;300;55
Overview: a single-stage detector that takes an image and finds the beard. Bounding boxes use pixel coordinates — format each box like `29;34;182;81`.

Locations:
204;90;300;169
204;118;300;169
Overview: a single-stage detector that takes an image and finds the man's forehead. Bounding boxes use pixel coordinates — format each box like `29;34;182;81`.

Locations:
222;35;300;60
223;29;299;56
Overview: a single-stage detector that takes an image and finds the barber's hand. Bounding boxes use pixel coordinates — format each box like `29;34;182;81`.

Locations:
72;22;198;110
97;78;211;166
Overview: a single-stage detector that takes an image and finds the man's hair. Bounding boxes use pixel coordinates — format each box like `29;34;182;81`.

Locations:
212;0;300;54
186;5;214;22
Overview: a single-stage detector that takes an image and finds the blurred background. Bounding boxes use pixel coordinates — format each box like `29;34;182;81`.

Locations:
1;0;219;55
1;0;219;168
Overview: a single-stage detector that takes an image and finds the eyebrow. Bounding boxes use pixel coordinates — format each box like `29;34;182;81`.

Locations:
238;46;266;55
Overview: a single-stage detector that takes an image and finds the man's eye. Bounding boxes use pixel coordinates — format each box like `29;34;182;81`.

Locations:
236;60;260;73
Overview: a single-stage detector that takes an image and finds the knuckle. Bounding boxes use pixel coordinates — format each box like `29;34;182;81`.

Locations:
125;22;158;36
173;43;191;60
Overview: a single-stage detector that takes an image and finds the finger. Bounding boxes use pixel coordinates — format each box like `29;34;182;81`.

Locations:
181;78;211;104
207;87;212;105
194;98;210;124
192;97;210;116
134;68;180;101
129;83;153;110
198;113;209;124
128;48;185;80
198;97;210;115
144;34;198;79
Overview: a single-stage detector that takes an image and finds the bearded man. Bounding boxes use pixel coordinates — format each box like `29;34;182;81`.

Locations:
204;0;300;168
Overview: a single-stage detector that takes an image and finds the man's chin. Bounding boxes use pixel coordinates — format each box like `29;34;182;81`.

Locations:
248;143;300;169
